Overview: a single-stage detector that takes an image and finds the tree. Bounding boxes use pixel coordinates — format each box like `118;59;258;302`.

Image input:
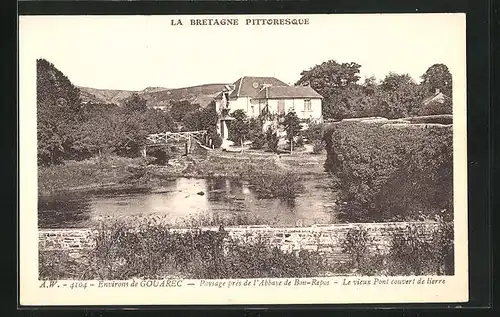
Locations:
296;60;361;91
282;111;301;154
420;64;452;97
182;101;221;148
142;109;176;134
362;76;377;96
123;93;147;112
296;60;362;120
37;58;83;165
169;99;200;122
228;109;250;148
265;126;279;153
76;104;119;157
378;72;423;118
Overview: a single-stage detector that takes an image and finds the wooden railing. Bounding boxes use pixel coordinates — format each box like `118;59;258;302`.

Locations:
146;130;207;146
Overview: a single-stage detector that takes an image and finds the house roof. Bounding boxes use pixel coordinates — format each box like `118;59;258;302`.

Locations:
229;76;288;98
422;90;451;105
253;85;323;99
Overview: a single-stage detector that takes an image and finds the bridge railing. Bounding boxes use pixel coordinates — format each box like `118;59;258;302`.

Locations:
146;130;207;145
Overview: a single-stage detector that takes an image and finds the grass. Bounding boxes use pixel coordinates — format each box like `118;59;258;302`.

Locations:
176;212;268;228
38;151;321;199
38;156;151;196
340;217;454;276
39;218;453;280
39;219;342;280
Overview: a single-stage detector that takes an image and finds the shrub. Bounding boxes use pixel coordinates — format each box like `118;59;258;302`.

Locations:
265;128;279;153
312;140;324;154
209;131;223;149
250;133;267;149
339;218;454;276
323;124;336;172
249;172;305;200
386;224;435;275
327;121;453;221
341;226;373;269
303;122;325;143
386;218;454;275
178;212;266;228
294;135;304;148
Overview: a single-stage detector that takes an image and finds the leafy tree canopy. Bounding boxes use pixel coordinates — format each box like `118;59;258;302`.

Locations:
420;63;452;97
123;93;147;112
169;99;200;122
282;111;301;142
228;110;250;145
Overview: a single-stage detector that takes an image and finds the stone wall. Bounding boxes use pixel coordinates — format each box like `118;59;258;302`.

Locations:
39;222;438;262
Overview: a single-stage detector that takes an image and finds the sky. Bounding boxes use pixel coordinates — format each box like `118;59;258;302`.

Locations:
20;14;466;91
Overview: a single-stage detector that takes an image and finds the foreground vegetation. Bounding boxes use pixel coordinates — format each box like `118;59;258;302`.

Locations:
39;216;453;280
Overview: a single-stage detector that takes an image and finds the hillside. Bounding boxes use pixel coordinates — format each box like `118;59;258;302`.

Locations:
79;83;227;107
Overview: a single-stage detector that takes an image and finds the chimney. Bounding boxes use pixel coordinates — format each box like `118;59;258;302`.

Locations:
435;88;440;94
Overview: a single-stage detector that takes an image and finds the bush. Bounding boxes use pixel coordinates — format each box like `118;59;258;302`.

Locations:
341;226;373;269
250;133;267;149
303;122;325;143
340;218;454;276
387;218;454;275
178;212;267;228
326;121;453;221
312;140;324;154
323;124;336;172
249;172;305;200
209;132;223;149
265;128;279;153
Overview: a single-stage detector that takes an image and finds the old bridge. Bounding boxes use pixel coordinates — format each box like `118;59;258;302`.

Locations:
143;130;210;156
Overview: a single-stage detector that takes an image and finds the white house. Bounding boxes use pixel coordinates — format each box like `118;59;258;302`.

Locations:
214;76;323;141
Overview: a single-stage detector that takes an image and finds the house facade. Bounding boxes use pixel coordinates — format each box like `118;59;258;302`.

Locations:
214;76;323;141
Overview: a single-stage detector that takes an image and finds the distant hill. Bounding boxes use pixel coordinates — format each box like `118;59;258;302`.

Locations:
78;83;227;107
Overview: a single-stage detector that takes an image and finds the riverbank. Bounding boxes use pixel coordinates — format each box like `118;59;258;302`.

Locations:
38;150;328;197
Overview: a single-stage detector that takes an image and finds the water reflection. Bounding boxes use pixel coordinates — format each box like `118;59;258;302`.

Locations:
38;193;93;228
38;177;339;229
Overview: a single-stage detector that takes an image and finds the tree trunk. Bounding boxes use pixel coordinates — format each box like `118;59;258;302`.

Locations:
290;138;293;155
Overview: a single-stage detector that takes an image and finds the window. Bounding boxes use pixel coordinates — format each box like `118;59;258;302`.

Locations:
304;99;312;111
277;100;285;114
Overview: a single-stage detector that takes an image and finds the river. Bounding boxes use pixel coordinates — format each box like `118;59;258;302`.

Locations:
38;176;340;229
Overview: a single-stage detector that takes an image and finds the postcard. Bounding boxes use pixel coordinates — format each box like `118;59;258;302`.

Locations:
19;13;468;306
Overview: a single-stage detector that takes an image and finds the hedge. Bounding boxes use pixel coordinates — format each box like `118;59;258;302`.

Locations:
326;120;453;222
